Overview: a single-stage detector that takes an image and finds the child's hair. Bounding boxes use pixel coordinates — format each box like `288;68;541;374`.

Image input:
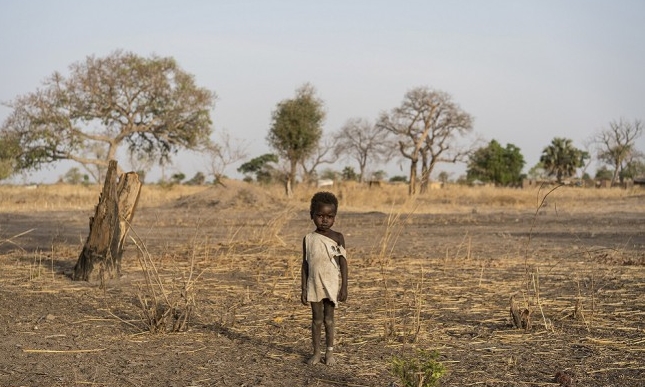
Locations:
310;191;339;217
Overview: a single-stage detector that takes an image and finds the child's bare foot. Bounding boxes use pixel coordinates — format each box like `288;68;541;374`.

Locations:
307;352;321;365
325;349;336;366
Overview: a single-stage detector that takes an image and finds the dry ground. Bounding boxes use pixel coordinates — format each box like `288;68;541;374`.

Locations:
0;182;644;387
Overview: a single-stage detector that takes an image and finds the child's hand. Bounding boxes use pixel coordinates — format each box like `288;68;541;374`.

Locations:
301;290;308;306
338;286;347;302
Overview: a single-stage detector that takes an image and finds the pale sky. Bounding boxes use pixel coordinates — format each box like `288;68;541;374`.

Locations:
1;0;644;183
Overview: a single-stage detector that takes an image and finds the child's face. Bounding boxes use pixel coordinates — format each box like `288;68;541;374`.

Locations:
311;203;337;231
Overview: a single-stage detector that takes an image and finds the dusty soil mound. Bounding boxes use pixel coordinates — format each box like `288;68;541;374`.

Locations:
172;180;285;211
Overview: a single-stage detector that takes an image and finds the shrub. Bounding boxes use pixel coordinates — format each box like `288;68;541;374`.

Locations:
391;349;446;387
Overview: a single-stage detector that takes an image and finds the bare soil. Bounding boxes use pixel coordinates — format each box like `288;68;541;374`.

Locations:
1;186;644;387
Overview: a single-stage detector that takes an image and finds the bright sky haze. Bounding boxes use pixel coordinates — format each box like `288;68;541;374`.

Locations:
1;1;644;183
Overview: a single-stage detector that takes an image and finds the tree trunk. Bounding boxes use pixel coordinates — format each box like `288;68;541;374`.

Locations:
408;160;418;195
285;177;293;198
420;153;429;194
358;160;367;184
73;160;142;282
287;159;297;197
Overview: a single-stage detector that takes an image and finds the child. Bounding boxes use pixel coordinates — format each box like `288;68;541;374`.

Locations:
301;191;348;366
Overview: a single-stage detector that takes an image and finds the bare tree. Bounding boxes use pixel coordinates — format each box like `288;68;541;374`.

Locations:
418;94;473;192
580;138;596;178
300;133;339;185
202;129;248;185
378;87;473;194
592;118;643;185
335;118;393;183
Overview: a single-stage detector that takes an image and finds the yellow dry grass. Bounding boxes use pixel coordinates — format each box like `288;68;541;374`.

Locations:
0;183;207;212
1;180;642;214
1;179;643;386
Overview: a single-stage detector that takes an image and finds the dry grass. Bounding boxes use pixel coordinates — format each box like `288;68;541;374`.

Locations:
1;180;642;214
9;231;644;385
1;179;644;386
0;183;229;212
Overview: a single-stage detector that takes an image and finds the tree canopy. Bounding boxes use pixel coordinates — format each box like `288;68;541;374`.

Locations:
237;153;279;183
266;83;325;195
0;50;215;181
0;134;20;180
467;140;525;186
539;137;588;183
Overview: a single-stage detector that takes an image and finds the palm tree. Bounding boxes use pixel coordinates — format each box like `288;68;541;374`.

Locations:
540;138;588;183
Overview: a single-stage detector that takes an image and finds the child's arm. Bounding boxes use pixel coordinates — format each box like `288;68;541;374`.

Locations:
300;237;308;305
338;255;348;302
337;233;348;302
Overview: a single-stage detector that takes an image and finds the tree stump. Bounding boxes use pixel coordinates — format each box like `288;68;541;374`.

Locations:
73;160;141;282
510;295;532;331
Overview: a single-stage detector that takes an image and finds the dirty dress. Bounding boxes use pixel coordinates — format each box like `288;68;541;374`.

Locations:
305;231;346;306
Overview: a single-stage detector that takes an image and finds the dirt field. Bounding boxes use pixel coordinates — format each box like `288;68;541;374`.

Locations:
0;183;644;386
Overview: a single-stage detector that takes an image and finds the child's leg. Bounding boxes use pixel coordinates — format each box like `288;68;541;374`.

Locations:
323;299;337;366
307;301;324;365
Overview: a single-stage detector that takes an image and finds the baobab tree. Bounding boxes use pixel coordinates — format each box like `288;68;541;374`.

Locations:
418;94;473;193
378;87;473;194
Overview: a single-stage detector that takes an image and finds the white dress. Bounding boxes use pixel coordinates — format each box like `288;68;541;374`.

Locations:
305;232;346;305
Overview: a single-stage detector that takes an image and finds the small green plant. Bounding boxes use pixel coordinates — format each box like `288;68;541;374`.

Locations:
391;349;446;387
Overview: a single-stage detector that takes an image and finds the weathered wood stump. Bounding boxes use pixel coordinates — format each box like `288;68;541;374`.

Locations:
72;160;141;282
510;295;532;331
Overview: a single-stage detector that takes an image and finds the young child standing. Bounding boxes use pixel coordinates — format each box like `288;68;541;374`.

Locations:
301;191;348;366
